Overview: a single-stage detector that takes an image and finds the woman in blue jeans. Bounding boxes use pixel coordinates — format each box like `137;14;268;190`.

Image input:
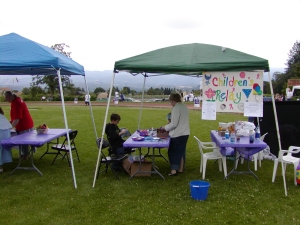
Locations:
161;93;190;176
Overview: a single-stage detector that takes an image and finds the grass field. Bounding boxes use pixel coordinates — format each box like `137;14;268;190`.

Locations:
0;104;299;225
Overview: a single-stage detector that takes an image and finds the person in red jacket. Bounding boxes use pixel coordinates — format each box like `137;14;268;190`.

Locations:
5;91;34;159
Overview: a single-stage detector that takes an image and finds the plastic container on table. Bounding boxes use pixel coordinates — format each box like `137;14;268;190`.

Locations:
249;130;255;143
255;126;261;141
225;129;230;140
230;132;236;143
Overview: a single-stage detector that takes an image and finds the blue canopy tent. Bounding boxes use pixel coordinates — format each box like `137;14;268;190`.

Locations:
0;33;97;188
0;33;84;75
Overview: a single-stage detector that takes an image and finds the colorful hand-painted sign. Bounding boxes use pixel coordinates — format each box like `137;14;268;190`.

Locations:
202;71;263;113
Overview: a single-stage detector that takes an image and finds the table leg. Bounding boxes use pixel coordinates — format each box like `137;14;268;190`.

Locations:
144;147;168;163
129;147;165;180
11;146;43;176
144;147;151;158
40;138;60;159
225;148;258;180
158;148;169;163
130;147;143;179
246;158;258;180
151;147;165;180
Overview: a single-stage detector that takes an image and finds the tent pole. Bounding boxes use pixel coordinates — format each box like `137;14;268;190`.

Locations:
92;71;116;187
83;75;98;140
268;71;286;195
138;75;147;129
268;71;282;150
57;69;77;189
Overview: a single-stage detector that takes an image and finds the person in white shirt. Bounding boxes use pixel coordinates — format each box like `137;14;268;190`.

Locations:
84;93;91;106
161;93;190;176
114;91;119;102
184;94;189;102
0;107;13;173
286;89;293;101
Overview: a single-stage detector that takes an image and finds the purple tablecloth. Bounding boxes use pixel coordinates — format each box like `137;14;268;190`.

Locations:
210;130;267;157
1;129;70;148
123;131;170;148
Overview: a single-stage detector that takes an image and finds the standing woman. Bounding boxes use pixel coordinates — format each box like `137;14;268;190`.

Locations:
4;91;34;159
162;93;190;176
0;107;13;173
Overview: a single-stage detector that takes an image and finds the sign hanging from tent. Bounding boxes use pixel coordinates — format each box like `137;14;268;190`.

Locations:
202;71;263;113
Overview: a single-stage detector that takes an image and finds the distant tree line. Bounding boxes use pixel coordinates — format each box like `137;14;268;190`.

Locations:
268;40;300;97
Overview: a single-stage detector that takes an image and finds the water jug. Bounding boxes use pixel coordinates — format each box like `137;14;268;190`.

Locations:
249;130;254;143
255;126;261;141
230;132;236;143
225;129;229;140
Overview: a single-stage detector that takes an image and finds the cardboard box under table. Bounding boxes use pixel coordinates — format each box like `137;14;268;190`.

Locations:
122;156;152;177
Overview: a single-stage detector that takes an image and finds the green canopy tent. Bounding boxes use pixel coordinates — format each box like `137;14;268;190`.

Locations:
93;43;284;194
112;43;270;129
114;43;269;75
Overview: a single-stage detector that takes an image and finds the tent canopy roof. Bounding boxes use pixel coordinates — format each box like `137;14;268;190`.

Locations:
114;43;269;75
0;33;85;76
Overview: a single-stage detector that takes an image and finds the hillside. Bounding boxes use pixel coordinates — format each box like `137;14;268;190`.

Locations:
0;68;284;92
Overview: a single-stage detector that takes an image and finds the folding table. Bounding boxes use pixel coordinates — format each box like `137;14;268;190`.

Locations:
1;129;70;176
123;131;170;179
210;130;267;180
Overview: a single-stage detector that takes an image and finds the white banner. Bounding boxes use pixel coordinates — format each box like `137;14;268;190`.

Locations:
202;71;263;113
202;101;216;120
194;98;200;107
244;102;263;117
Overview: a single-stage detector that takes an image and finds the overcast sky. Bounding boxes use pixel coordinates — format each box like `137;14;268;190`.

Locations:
1;0;299;71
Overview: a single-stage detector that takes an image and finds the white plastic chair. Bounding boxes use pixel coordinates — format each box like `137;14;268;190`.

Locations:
240;133;268;171
252;133;268;170
272;146;300;186
194;136;227;179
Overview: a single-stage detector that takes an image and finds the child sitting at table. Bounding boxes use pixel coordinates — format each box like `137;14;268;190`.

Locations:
105;113;133;170
105;113;133;155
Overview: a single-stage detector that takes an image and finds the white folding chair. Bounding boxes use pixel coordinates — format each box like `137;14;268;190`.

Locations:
194;136;227;179
252;133;268;170
240;133;268;171
272;146;300;186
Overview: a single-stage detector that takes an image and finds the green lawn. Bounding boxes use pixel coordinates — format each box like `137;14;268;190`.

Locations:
0;104;299;225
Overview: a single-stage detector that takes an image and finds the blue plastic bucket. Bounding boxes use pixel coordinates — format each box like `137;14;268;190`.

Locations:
190;180;210;201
